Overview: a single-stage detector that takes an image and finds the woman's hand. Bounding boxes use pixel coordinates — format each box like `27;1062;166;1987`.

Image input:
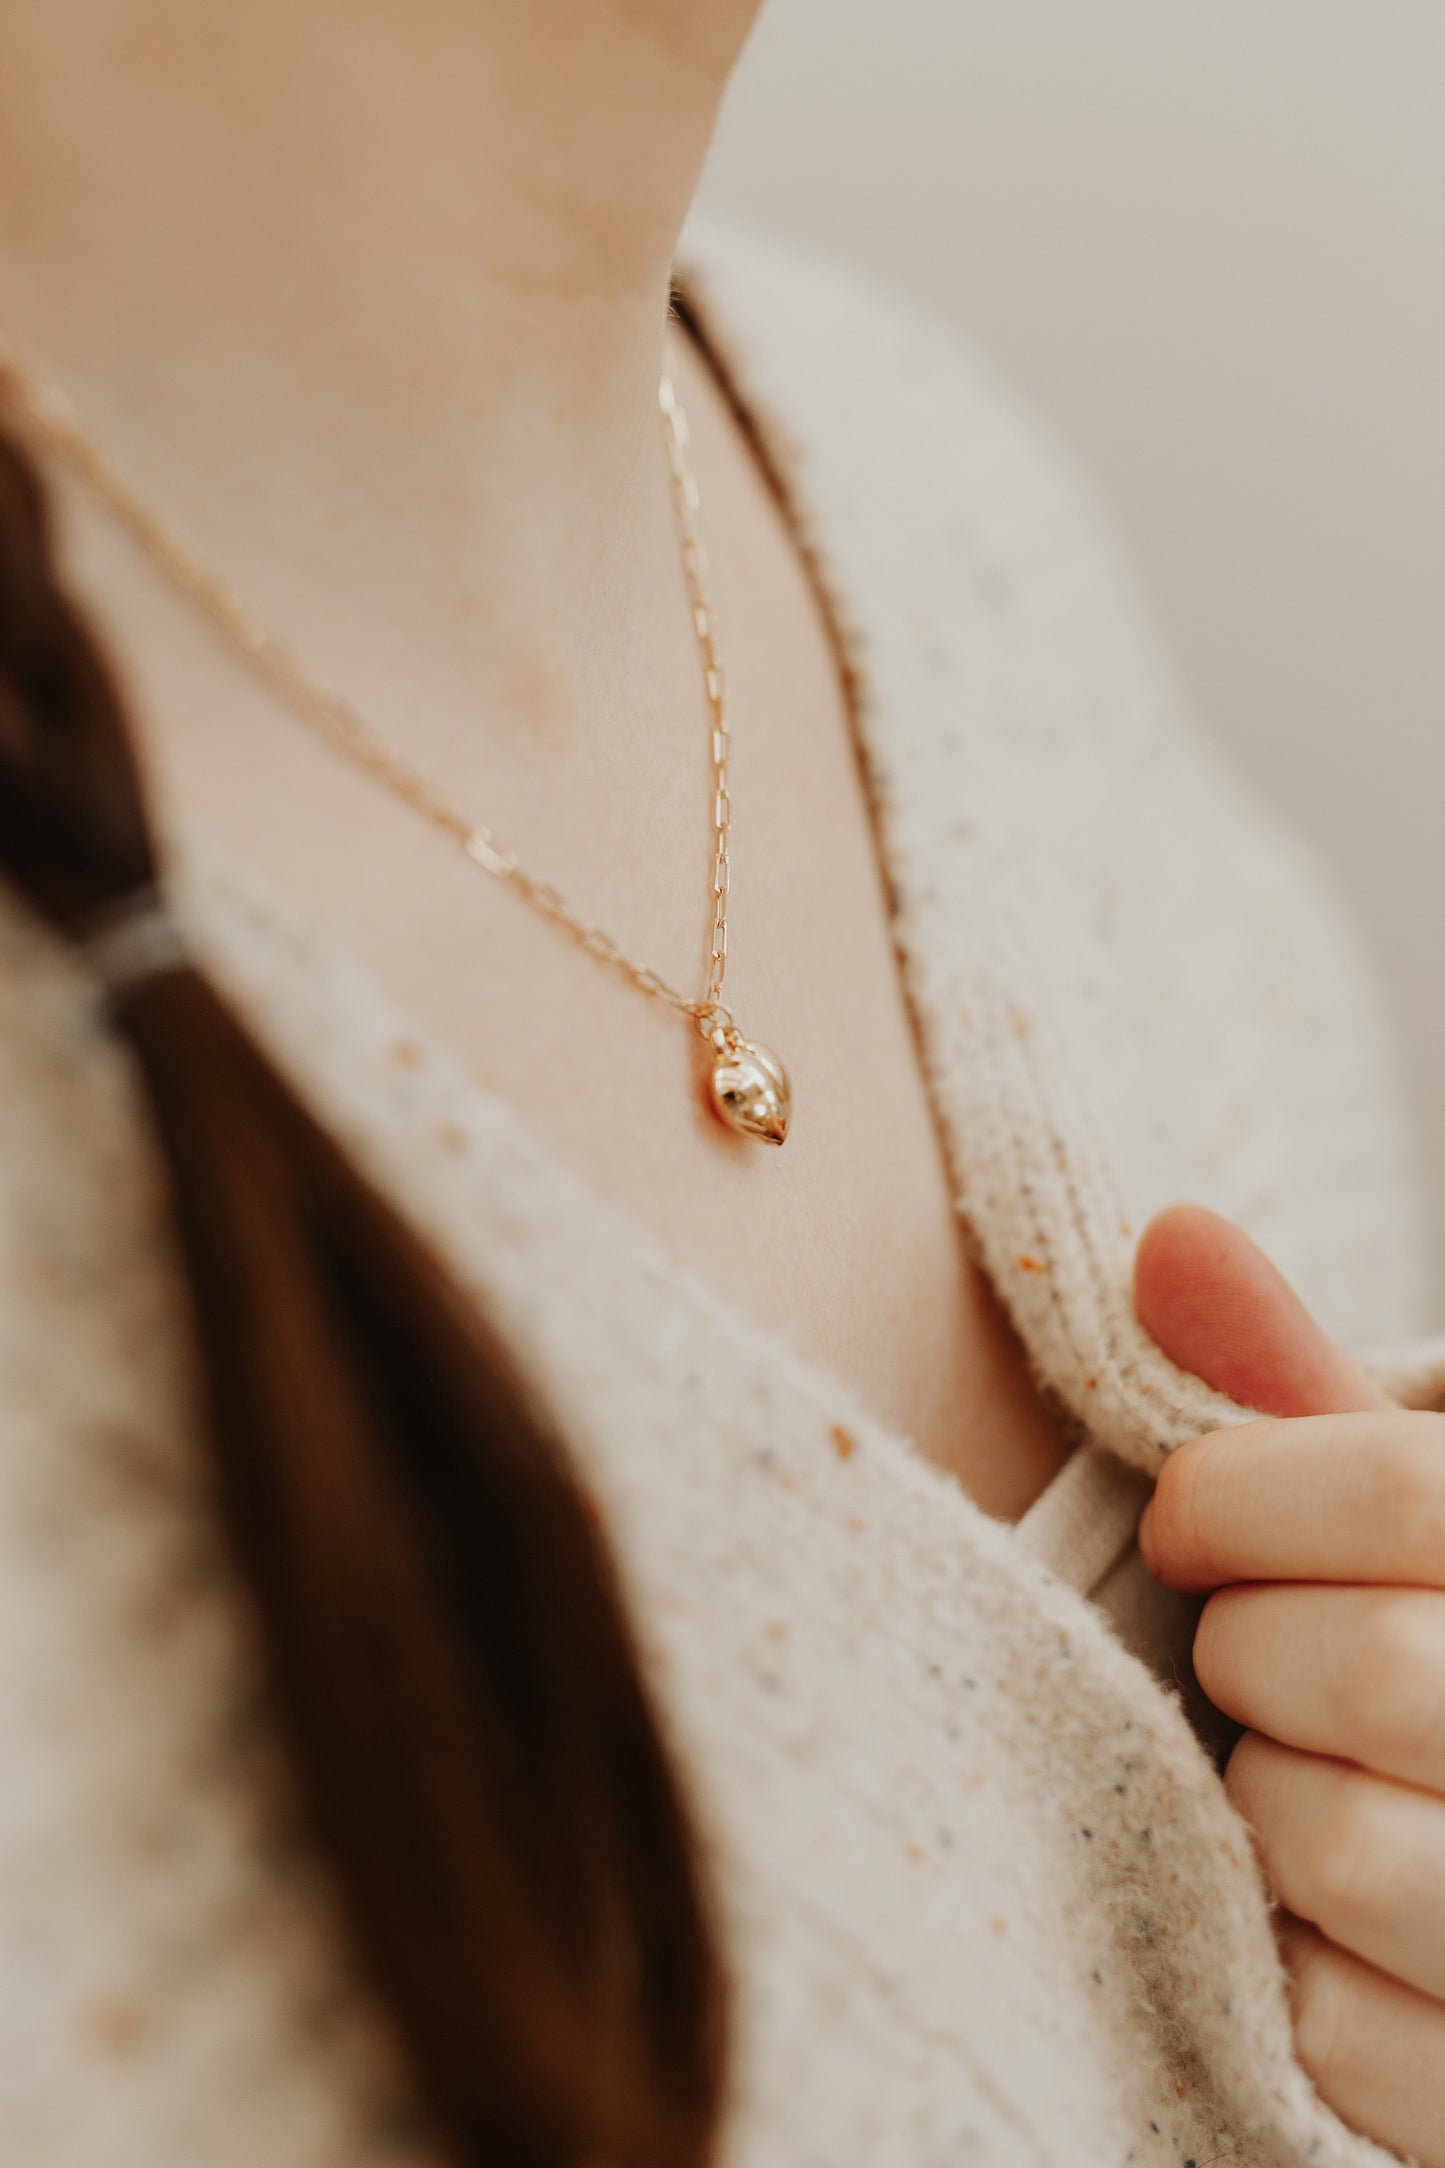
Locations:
1135;1204;1445;2166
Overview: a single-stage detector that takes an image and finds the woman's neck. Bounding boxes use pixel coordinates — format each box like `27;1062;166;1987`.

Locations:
0;0;760;692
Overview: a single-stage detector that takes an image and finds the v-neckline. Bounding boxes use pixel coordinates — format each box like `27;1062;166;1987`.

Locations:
168;217;1280;1586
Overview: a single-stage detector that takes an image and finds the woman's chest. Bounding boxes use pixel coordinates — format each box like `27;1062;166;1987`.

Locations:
71;352;1072;1518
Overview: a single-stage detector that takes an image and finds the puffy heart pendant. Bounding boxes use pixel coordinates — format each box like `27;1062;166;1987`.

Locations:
707;1036;791;1146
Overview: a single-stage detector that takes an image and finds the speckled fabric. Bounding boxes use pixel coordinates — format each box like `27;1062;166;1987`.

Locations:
3;218;1445;2166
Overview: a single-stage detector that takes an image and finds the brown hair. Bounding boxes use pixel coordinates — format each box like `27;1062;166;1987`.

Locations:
0;425;727;2165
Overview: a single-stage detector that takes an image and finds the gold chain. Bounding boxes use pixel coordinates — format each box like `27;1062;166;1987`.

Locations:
0;335;794;1144
0;344;736;1039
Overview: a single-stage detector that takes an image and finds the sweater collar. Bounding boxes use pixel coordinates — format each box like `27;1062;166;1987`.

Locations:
673;214;1445;1470
674;220;1233;1478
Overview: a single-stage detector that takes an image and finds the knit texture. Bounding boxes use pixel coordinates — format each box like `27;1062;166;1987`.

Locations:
3;216;1444;2165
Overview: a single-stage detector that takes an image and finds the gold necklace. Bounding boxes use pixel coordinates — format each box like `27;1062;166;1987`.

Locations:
0;344;792;1147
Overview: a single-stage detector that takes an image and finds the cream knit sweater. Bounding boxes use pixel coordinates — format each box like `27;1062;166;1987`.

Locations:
3;217;1445;2167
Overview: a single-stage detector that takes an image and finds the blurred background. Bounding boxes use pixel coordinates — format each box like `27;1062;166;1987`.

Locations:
701;0;1445;1302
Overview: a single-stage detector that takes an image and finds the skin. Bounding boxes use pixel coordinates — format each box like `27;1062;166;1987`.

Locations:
0;0;1070;1515
1137;1203;1445;2164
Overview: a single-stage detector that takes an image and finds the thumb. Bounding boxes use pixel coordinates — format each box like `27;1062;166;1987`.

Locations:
1133;1202;1392;1418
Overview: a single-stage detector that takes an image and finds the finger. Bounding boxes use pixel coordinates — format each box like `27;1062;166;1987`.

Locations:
1139;1407;1445;1591
1195;1583;1445;1793
1278;1914;1445;2168
1134;1202;1393;1418
1226;1731;1445;2001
